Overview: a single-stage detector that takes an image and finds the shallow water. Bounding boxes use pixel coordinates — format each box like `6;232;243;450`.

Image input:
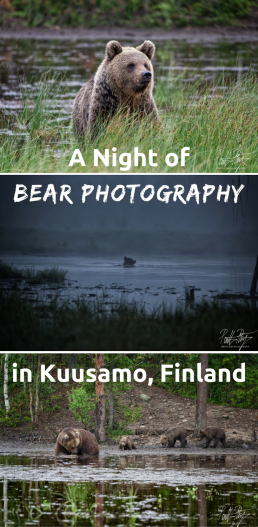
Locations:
0;452;258;526
0;253;254;309
0;38;257;118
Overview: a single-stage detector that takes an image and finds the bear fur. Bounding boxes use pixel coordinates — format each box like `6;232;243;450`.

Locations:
119;435;136;450
160;428;192;448
55;427;99;456
72;40;158;138
198;427;226;448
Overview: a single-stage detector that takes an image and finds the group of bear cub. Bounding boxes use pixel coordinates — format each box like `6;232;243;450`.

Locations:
55;426;226;456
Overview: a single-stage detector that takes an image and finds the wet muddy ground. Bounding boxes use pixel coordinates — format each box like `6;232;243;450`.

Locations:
0;444;258;526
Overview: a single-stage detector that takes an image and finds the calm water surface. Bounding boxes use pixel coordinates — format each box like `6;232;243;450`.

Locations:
0;452;258;526
0;253;254;309
0;37;258;125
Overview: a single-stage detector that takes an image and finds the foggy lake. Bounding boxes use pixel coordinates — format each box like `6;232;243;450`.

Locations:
0;253;254;309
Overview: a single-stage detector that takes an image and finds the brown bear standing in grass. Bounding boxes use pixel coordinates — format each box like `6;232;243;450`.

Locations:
160;428;192;448
198;427;226;448
72;40;158;138
55;427;99;456
119;435;136;450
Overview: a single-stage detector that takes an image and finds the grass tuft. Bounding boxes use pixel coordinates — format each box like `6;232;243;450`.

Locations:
0;288;257;351
0;261;67;284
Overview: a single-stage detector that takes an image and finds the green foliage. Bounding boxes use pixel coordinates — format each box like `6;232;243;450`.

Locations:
155;353;258;409
69;386;96;429
114;399;142;430
187;487;198;500
1;0;253;27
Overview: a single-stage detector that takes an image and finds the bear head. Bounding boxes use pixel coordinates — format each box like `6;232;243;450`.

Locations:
198;430;205;440
119;435;129;448
105;40;155;96
160;434;168;447
61;428;81;453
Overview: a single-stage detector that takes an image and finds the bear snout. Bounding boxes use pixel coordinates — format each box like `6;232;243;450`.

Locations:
142;71;152;81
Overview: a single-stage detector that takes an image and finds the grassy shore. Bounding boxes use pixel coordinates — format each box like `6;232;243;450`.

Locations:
0;260;67;284
0;73;258;173
0;287;257;351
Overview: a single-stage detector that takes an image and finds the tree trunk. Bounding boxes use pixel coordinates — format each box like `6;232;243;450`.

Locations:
29;355;34;423
95;482;104;527
250;255;258;298
3;479;8;527
193;354;208;438
197;485;207;527
95;354;106;442
109;389;114;431
69;354;77;379
4;354;10;414
35;354;41;423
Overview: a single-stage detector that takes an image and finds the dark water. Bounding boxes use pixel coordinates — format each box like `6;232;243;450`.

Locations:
0;253;254;309
0;453;258;526
0;38;257;119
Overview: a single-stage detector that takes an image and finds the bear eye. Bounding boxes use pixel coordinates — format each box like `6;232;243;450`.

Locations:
127;63;135;70
144;63;148;69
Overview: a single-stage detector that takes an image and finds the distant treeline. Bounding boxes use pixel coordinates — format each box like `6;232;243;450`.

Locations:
0;0;254;28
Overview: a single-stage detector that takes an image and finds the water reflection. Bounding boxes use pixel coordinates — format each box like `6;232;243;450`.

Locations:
0;38;257;116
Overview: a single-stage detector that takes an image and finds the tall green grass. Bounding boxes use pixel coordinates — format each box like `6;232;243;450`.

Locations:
1;72;258;173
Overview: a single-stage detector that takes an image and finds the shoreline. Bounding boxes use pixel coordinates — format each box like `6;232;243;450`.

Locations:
0;26;258;43
0;442;257;456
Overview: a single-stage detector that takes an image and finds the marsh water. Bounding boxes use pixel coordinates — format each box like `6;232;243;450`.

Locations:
0;253;254;309
0;450;258;526
0;37;258;127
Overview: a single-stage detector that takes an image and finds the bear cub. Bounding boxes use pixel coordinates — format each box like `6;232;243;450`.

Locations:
198;427;226;448
119;435;136;450
160;428;192;448
55;427;99;456
73;40;158;138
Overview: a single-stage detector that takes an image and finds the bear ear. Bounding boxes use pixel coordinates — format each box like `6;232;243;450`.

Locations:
137;40;155;60
106;40;123;61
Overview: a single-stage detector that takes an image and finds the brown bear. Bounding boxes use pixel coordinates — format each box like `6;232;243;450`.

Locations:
160;428;192;448
119;435;136;450
55;427;99;456
198;427;226;448
72;40;158;138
